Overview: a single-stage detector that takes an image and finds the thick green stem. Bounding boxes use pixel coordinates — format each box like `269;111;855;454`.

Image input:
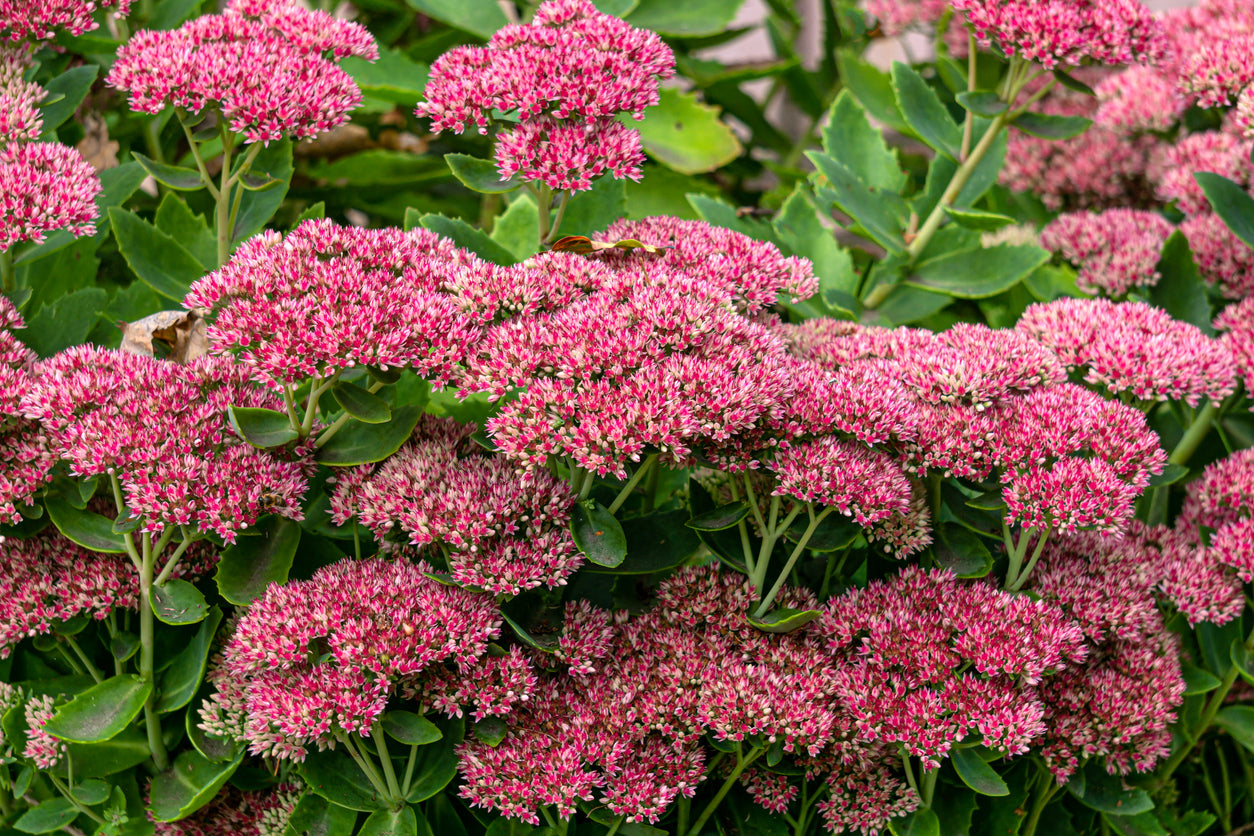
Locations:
607;454;657;515
685;747;765;836
754;505;833;617
960;34;977;160
64;636;103;685
1004;526;1040;590
338;733;393;802
1021;770;1061;836
642;460;661;514
676;797;690;836
752;504;803;592
401;743;418;796
543;191;570;246
46;774;106;825
216;128;234;267
920;766;939;808
178;115;220;200
313;380;385;449
370;722;403;807
532;184;553;248
1008;528;1050;592
1172;401;1220;467
0;251;14;295
154;531;194;586
139;534;170;771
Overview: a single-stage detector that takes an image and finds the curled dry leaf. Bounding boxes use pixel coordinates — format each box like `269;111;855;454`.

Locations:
548;235;668;255
119;310;209;363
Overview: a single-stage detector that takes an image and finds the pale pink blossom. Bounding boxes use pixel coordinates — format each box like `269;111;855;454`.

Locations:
1040;209;1173;295
0;0;131;40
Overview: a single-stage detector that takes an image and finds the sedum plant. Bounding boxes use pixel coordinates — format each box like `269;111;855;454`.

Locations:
3;0;1254;835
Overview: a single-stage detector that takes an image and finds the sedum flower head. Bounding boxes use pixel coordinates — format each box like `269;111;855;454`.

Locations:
1040;209;1173;295
329;416;581;596
24;347;311;542
1018;298;1237;407
202;556;513;761
107;0;376;144
186;219;481;387
0;298;53;522
0;0;131;41
152;783;302;836
0;46;43;141
0;141;100;252
1183;212;1254;298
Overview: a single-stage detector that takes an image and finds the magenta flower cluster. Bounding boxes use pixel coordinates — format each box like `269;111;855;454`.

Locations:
416;0;674;191
107;0;376;144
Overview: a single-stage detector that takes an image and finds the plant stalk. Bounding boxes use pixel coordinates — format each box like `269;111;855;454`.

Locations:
684;747;765;836
0;251;14;294
139;534;170;771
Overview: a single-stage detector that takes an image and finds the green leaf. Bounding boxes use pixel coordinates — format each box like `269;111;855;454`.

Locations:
501;612;561;653
892;62;962;159
570;500;628;568
912;120;1007;216
302;747;386;811
746;608;821;634
110;632;139;663
70;778;110;805
229;405;299;449
405;0;507;38
109;207;206;302
19;287;107;358
945;207;1015;231
215;516;302;605
629;88;742;175
889;808;941;836
404;715;463;803
150;0;205;29
473;717;508;747
45;497;126;553
908;244;1049;298
360;807;418;836
584;509;701;575
149;748;243;821
1151;231;1214;333
555;174;629;239
593;0;638;13
316;404;422;467
836;51;909;134
625;0;746;36
284;793;359;836
383;711;444;746
956;91;1007;117
154;193;216;270
344;46;429;104
294;202;326;227
1148;463;1189;488
491;194;541;261
774;185;859;309
1182;662;1222;695
1066;764;1154;815
1013;112;1092;140
952;748;1010;796
43;675;151;744
413;213;518;266
821;90;905;192
1197;171;1254;249
157;607;223;713
40;65;99;132
1053;69;1097;96
149;579;208;625
134;152;204;191
62;729;152;778
686;501;751;531
446;154;518;194
1217;705;1254;752
329;382;391;424
874;284;953;326
1233;639;1254;686
232;140;294;244
934;523;994;578
14;798;78;833
808;152;906;253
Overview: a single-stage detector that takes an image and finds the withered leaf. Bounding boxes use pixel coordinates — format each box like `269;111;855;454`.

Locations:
119;310;209;363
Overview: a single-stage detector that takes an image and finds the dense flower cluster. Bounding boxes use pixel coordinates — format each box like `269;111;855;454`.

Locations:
153;783;301;836
0;0;130;41
0;47;42;141
415;0;673;191
1018;298;1236;406
1039;209;1172;295
1157;129;1252;215
0;139;101;252
23;347;311;541
200;556;512;760
0;299;52;522
1215;296;1254;395
863;0;949;36
1178;448;1254;586
950;0;1164;69
186;219;478;386
107;0;376;144
329;416;581;595
1184;211;1254;298
821;566;1085;768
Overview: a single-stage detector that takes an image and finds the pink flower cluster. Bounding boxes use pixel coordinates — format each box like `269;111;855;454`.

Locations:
863;0;949;36
23;347;310;542
1156;128;1253;215
329;416;581;596
416;0;674;191
1178;448;1254;586
0;140;101;252
821;566;1085;768
786;318;1165;538
0;299;53;522
1216;297;1254;395
1094;66;1185;133
951;0;1164;69
1183;211;1254;298
1018;298;1236;407
0;46;42;141
1029;531;1190;779
0;0;130;41
1040;209;1172;295
201;556;511;760
153;783;301;836
107;0;376;144
186;219;479;387
467;217;816;478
